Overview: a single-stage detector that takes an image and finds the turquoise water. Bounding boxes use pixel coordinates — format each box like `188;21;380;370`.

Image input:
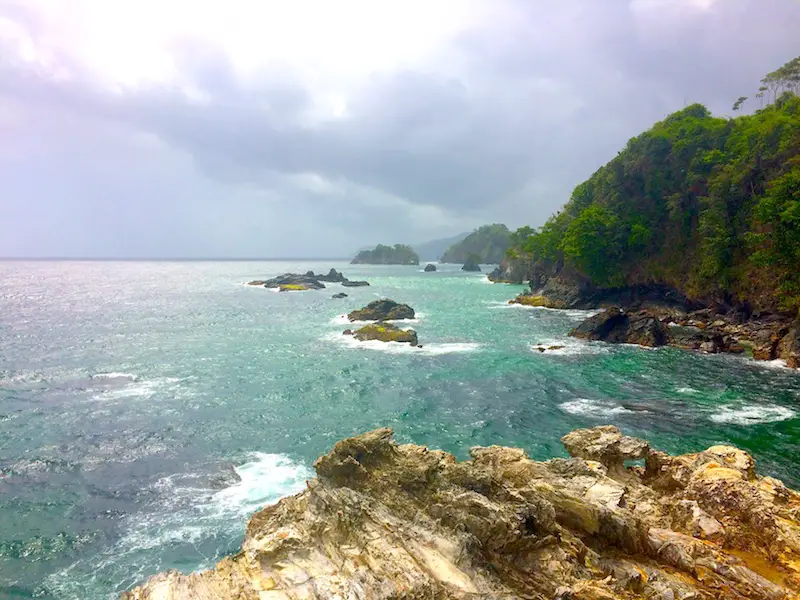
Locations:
1;260;798;599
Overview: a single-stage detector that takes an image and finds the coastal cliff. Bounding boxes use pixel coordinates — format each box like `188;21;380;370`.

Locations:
123;426;800;599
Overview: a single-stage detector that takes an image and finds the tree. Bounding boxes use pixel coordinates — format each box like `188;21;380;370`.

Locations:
732;96;748;112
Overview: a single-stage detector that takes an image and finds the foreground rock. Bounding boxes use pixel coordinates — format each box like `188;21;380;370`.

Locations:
424;263;437;272
247;269;368;290
347;299;415;321
346;323;419;345
123;426;800;599
569;307;670;347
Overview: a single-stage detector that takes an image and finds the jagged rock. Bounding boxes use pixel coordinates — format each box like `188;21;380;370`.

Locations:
351;323;418;345
316;268;347;283
331;293;348;299
778;319;800;368
348;299;415;321
424;263;437;272
461;257;481;272
569;308;670;347
123;427;800;600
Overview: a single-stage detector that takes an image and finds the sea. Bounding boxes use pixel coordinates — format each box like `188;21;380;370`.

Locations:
1;260;798;599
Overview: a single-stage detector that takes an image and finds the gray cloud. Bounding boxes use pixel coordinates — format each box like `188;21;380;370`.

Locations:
1;0;798;257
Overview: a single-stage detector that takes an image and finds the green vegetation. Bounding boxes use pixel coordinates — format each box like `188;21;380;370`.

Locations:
351;244;420;265
509;57;800;312
440;224;511;263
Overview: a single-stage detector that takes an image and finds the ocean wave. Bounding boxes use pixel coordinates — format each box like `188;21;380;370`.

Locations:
709;404;796;425
529;339;610;357
559;398;636;418
676;387;700;394
89;376;189;402
91;372;137;381
324;332;480;355
45;453;311;597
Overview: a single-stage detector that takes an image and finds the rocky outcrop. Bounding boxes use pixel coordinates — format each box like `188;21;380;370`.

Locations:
569;307;670;347
347;299;415;322
461;256;481;272
424;263;437;272
509;294;553;308
247;270;369;290
123;426;800;599
346;323;419;345
488;256;530;284
778;318;800;368
341;280;370;287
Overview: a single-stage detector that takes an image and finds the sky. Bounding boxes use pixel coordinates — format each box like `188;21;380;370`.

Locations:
1;0;798;258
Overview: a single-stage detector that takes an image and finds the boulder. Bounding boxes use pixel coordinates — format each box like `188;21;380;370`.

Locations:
348;299;415;321
351;323;418;345
124;426;800;600
569;308;670;347
424;263;437;272
332;293;348;299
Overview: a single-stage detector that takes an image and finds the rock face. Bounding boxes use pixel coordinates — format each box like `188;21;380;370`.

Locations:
424;263;437;272
123;426;800;600
350;323;418;345
569;308;670;347
347;299;415;322
488;256;529;284
778;319;800;368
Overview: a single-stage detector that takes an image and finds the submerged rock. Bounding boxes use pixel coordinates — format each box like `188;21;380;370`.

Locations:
348;299;415;321
569;307;670;347
351;323;418;345
123;426;800;599
331;293;348;299
424;263;437;272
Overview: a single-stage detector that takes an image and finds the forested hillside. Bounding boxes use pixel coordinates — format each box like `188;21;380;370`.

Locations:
510;57;800;313
440;224;510;264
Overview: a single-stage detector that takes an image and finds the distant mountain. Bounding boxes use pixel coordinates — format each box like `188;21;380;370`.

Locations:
440;224;511;264
351;244;420;265
414;232;470;261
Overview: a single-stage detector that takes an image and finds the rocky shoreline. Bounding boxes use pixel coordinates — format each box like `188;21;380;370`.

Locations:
123;426;800;599
506;273;800;368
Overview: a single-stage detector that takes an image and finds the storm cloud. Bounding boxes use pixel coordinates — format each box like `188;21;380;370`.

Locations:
1;0;798;257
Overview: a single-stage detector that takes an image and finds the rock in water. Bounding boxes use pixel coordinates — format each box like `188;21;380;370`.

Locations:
331;293;348;299
461;255;481;272
123;426;800;599
351;323;418;345
316;268;346;283
424;263;437;272
340;280;370;287
347;299;415;321
569;307;670;347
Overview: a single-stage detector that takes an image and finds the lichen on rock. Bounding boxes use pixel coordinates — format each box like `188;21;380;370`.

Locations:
122;426;800;600
351;323;418;345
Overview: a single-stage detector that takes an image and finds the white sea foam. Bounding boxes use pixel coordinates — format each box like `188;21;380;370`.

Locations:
529;339;610;357
560;398;636;418
325;332;480;355
90;376;188;402
91;372;137;381
710;404;796;425
676;387;699;394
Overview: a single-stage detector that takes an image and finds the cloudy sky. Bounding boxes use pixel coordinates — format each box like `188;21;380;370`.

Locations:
1;0;798;258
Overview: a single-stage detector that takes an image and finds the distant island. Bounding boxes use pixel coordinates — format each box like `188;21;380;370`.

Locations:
414;232;469;261
440;224;510;264
351;244;420;265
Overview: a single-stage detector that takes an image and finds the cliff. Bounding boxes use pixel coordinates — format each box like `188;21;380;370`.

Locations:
123;426;800;599
508;70;800;314
440;224;511;264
